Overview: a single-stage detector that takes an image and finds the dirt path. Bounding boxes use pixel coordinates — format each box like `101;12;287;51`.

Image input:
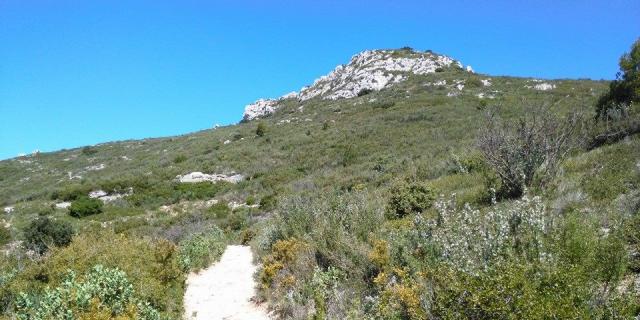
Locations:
184;245;271;320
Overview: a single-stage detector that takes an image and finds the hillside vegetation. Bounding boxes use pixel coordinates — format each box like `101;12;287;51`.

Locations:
1;42;639;319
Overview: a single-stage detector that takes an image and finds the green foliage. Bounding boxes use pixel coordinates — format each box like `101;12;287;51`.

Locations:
465;77;483;88
81;146;98;156
256;122;267;137
259;194;277;211
173;154;187;164
51;185;92;202
3;230;184;318
68;197;103;218
0;225;10;246
15;265;160;320
596;38;640;120
173;182;222;201
23;217;74;254
387;181;435;218
177;226;226;272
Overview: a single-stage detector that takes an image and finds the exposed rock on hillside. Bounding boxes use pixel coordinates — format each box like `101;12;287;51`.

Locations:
243;49;467;121
525;80;556;91
177;172;244;184
243;99;280;122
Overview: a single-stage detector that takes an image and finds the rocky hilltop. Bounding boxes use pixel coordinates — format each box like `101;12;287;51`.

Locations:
243;48;468;121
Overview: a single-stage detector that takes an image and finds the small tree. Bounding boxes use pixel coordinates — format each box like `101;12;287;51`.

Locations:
591;38;640;148
256;122;267;137
23;217;74;254
68;197;103;218
476;107;580;199
595;38;639;120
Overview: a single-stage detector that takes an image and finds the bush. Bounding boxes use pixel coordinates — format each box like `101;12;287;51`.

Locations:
51;184;92;201
357;88;373;96
68;196;103;218
177;226;226;272
173;154;187;163
476;107;580;198
387;181;435;218
15;265;160;320
595;38;639;120
6;230;184;317
0;225;10;246
466;77;483;88
23;217;74;254
81;146;98;156
260;194;277;211
256;122;267;137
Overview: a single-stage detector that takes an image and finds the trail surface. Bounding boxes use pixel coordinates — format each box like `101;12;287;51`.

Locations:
184;245;271;320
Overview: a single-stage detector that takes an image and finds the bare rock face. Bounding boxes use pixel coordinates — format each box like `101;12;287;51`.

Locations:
242;49;466;121
243;99;280;121
525;80;556;91
177;172;245;184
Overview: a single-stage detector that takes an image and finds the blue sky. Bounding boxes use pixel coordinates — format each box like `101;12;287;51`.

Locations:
1;0;639;160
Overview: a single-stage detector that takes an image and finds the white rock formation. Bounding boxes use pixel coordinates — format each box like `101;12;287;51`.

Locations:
525;80;556;91
86;163;106;171
88;188;133;203
297;50;460;101
177;172;244;184
89;190;108;198
3;207;14;214
242;49;466;120
243;99;280;121
481;79;492;87
228;201;260;210
55;202;71;209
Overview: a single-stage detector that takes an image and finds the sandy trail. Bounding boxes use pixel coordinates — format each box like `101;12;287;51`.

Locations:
184;245;271;320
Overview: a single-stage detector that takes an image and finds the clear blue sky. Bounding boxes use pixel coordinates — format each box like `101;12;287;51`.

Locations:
1;0;639;160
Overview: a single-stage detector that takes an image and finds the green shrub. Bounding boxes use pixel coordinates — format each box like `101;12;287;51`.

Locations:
173;182;223;201
177;226;226;272
371;101;395;109
595;38;639;120
51;184;92;201
256;122;267;137
260;194;277;211
5;230;184;317
15;265;160;320
23;217;74;254
0;225;10;246
466;77;483;88
207;202;231;219
357;88;373;96
387;181;435;218
246;195;257;206
68;197;103;218
81;146;98;156
173;154;187;163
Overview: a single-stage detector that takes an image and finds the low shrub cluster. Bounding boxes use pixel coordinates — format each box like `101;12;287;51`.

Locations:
23;217;74;254
1;230;184;318
0;226;10;246
68;197;103;218
387;181;435;218
15;265;160;320
177;226;226;272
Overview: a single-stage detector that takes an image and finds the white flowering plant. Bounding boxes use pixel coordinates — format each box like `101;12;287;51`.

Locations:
413;192;551;274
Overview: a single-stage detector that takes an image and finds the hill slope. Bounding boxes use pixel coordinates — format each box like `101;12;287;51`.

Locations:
3;48;639;319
